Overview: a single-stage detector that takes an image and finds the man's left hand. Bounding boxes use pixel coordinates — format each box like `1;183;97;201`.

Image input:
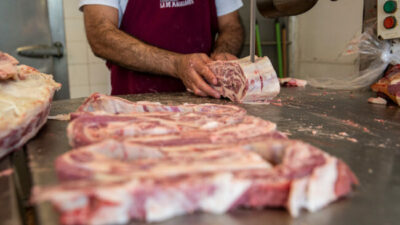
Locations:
211;53;238;61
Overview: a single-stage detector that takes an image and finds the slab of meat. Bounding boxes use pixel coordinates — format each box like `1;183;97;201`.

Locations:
367;97;387;105
371;64;400;106
67;111;277;148
73;93;246;118
279;78;308;87
0;58;61;158
0;51;19;80
33;138;357;225
208;56;280;103
32;94;357;225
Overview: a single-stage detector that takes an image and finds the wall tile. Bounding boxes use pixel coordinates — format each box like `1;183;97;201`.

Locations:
90;84;111;95
68;64;89;86
65;18;86;42
89;63;110;85
63;0;82;19
70;85;90;98
66;41;88;64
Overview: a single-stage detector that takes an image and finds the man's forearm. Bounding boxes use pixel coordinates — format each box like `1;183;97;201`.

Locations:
85;15;180;78
212;18;244;56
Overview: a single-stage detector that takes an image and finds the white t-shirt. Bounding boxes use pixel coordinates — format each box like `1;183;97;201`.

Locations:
79;0;243;26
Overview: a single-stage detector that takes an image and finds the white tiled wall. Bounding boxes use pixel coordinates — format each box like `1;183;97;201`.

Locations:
63;0;111;99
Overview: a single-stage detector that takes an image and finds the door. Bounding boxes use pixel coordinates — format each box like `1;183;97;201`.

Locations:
0;0;69;99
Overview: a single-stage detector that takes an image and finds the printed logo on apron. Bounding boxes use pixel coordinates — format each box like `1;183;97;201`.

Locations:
160;0;195;8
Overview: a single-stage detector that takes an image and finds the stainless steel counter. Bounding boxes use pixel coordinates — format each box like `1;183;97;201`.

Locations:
26;87;400;225
0;157;21;225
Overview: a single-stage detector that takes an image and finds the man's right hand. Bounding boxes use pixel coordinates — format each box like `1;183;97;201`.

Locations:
174;54;221;98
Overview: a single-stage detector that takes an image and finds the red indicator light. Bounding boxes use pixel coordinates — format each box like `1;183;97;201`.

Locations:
384;16;397;29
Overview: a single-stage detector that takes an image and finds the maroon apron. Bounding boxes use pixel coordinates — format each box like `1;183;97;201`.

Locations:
108;0;218;95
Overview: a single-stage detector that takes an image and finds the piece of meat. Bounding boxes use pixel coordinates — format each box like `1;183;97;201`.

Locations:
33;138;357;224
371;64;400;106
367;97;387;105
0;51;19;80
72;93;246;119
208;56;280;103
0;54;61;158
279;78;308;87
32;95;358;224
67;111;275;148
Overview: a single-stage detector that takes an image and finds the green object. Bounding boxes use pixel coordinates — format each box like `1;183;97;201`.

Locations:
255;21;263;57
384;1;397;14
275;21;283;78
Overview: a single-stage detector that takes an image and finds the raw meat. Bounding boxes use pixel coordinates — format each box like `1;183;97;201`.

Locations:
73;93;246;118
0;59;61;158
279;78;308;87
208;56;280;102
371;64;400;106
368;97;387;105
0;51;19;80
33;138;357;225
32;95;358;225
67;111;276;148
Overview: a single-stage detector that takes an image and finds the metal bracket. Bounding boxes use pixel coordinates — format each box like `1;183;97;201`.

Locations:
16;42;63;58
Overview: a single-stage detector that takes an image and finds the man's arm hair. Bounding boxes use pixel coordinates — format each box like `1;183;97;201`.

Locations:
212;11;244;56
83;5;180;77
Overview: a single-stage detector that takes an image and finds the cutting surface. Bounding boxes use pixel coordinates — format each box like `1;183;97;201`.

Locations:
27;87;400;225
0;157;21;225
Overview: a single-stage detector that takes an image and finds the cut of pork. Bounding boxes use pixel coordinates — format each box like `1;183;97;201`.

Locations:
33;138;357;224
279;78;308;87
371;65;400;106
32;94;358;224
73;93;246;117
0;62;60;158
67;111;277;148
208;56;280;102
0;51;19;80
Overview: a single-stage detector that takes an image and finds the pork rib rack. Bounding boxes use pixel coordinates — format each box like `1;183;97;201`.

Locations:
33;93;358;225
0;51;60;158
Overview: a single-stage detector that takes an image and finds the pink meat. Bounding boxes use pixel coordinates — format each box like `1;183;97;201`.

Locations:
34;138;357;224
208;56;280;103
0;52;61;158
67;111;273;148
0;51;19;80
32;94;358;224
73;93;246;117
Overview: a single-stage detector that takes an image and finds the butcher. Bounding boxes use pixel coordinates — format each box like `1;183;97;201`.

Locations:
79;0;244;98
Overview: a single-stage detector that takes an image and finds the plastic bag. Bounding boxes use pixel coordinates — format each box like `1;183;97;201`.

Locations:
304;26;400;90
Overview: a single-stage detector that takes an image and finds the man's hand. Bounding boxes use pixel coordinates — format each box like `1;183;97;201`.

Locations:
174;54;220;98
211;52;238;61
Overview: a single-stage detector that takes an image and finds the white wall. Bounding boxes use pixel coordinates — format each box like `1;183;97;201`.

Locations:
289;0;364;81
63;0;110;99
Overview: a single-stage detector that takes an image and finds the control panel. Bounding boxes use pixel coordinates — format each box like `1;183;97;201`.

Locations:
378;0;400;39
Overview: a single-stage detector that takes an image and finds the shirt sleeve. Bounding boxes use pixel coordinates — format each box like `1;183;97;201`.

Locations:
78;0;120;11
215;0;243;17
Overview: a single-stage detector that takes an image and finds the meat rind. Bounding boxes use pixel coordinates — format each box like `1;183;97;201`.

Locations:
208;56;280;103
0;59;60;158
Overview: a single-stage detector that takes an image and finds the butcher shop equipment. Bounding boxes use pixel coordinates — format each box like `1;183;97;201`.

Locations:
250;0;256;62
16;42;64;58
0;0;69;99
256;0;318;18
248;0;319;71
377;0;400;39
